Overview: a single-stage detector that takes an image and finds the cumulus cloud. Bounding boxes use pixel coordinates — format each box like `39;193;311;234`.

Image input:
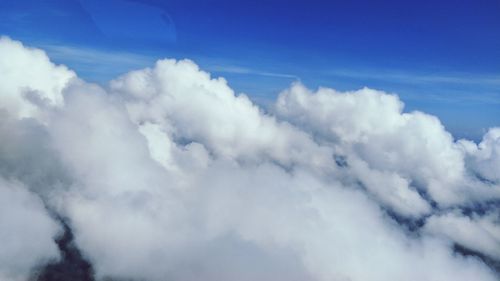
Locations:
0;37;75;119
459;128;500;183
0;178;61;281
109;59;333;168
424;210;500;260
275;83;500;209
0;36;499;281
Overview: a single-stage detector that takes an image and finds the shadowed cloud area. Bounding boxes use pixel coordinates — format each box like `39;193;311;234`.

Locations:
0;37;499;281
33;221;94;281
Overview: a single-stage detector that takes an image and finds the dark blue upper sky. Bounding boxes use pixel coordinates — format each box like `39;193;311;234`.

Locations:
1;0;499;140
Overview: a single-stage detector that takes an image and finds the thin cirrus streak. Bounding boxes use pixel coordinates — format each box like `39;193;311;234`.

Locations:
0;36;499;281
327;69;500;87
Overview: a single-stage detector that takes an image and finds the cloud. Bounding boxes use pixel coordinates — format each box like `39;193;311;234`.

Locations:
0;36;499;281
424;210;500;260
0;177;61;281
0;36;75;119
459;128;500;183
41;44;156;82
274;83;500;209
328;68;500;87
208;64;299;79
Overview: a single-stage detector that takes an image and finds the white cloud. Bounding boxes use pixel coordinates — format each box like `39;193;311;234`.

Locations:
110;59;333;169
424;210;500;260
0;178;61;281
275;83;500;208
0;36;75;119
459;128;500;183
0;36;499;281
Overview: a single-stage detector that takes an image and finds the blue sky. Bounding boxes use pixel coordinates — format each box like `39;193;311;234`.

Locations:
1;0;499;140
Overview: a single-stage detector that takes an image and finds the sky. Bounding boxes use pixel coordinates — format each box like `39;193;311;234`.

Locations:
0;0;499;140
1;2;500;281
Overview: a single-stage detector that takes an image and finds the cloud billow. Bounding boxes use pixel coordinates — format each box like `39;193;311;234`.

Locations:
0;37;499;281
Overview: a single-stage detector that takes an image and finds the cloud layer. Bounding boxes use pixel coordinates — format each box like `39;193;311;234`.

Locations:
0;37;499;281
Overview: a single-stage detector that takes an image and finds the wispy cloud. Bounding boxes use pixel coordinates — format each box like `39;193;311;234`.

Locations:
43;44;154;68
326;68;500;105
328;68;500;87
40;44;156;81
39;45;300;85
209;65;300;80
